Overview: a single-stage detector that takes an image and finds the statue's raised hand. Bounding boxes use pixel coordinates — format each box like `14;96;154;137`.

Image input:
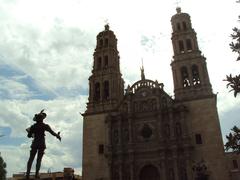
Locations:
57;132;61;141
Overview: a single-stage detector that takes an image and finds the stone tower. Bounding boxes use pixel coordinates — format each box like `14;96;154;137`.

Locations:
86;24;124;113
171;7;229;180
82;24;124;180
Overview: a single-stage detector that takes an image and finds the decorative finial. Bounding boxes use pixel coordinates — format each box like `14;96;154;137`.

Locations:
126;85;131;93
175;0;181;13
104;19;110;31
140;59;145;80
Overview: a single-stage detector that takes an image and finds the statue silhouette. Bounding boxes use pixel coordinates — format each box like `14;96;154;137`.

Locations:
26;110;61;179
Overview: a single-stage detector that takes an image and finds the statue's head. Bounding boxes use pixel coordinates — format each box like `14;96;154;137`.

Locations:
33;110;47;122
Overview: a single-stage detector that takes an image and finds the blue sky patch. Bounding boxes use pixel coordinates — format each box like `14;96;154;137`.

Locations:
0;127;25;146
0;64;56;100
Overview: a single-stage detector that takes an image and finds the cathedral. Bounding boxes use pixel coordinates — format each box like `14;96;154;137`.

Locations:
82;8;232;180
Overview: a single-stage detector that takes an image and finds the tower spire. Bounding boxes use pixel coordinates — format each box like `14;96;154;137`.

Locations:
140;59;145;80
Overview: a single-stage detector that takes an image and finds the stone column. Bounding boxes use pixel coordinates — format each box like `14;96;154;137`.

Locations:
158;114;163;139
105;115;111;153
160;159;167;180
128;117;133;143
180;108;188;137
185;149;193;180
130;163;134;180
118;116;122;146
129;154;134;180
119;162;123;180
173;150;179;180
169;109;174;139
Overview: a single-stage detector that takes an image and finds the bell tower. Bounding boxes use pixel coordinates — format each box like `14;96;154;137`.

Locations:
86;24;124;113
170;8;229;180
82;25;124;180
171;7;212;101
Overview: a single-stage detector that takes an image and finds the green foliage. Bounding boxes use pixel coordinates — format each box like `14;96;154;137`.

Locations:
0;154;7;180
225;4;240;97
224;74;240;97
230;27;240;61
225;126;240;153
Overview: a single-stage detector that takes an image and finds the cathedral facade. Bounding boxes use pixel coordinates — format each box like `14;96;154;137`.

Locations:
82;8;230;180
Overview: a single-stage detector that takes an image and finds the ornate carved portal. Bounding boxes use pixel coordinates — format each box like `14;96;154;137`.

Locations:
139;165;160;180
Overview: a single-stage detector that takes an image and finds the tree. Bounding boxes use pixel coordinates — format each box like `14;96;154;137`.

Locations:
0;153;7;180
225;126;240;153
225;27;240;97
224;2;240;97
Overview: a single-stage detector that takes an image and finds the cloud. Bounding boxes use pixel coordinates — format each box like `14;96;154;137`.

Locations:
0;77;32;100
0;65;57;100
0;5;95;97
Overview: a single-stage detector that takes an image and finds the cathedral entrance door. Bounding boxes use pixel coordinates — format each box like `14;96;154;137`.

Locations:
139;165;160;180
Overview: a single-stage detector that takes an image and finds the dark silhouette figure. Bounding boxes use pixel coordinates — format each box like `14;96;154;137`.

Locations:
26;110;61;179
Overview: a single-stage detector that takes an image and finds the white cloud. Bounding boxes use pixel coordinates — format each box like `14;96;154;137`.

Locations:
0;77;32;99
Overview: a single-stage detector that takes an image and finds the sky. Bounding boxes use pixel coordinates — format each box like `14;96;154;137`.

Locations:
0;0;239;177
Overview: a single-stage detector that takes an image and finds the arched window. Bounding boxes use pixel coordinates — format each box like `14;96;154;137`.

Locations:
151;99;157;111
183;21;187;30
113;129;119;144
186;39;192;51
162;97;167;108
139;165;160;180
99;39;103;47
104;55;108;67
134;102;138;112
178;40;184;53
181;66;190;87
103;81;109;100
104;38;108;47
123;103;128;112
123;128;129;143
94;82;100;101
165;124;170;138
192;65;201;85
97;57;102;69
177;23;181;31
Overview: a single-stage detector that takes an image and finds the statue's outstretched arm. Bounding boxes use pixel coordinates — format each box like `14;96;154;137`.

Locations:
46;125;61;141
